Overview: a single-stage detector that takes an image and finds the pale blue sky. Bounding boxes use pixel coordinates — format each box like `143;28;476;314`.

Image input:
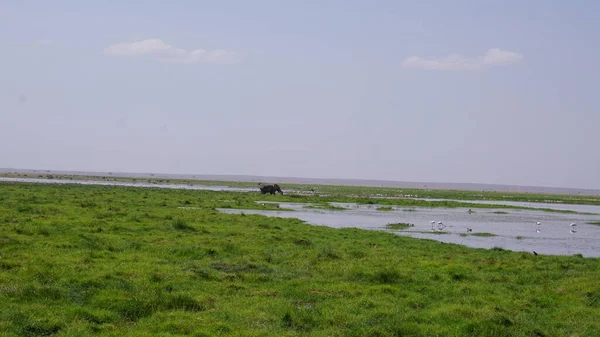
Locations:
1;1;599;189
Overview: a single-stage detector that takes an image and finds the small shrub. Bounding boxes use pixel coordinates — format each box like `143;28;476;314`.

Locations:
294;239;312;246
164;294;213;312
281;310;316;332
318;247;341;260
0;261;19;270
80;200;97;208
172;219;195;231
584;289;600;307
20;322;62;337
373;269;401;284
38;228;51;236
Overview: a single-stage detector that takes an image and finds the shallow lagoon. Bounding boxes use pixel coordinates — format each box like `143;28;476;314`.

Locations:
219;201;600;257
416;197;600;214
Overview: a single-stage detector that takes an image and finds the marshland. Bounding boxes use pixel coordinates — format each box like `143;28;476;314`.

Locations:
1;179;600;336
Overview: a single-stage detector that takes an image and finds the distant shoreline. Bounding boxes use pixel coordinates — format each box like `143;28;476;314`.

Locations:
2;167;599;196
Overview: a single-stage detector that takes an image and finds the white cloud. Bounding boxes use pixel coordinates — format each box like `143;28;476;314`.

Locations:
104;38;240;64
402;48;523;71
402;54;481;71
37;39;53;45
483;48;523;65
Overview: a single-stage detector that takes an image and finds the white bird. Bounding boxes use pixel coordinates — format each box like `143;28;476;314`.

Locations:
570;223;577;227
536;228;540;233
536;221;541;226
570;230;577;234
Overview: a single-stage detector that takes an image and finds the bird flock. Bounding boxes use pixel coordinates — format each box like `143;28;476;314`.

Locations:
412;216;586;257
535;221;578;234
430;220;446;232
425;219;581;234
416;210;586;257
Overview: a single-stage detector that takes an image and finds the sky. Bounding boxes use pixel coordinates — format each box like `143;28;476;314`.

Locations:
1;0;599;189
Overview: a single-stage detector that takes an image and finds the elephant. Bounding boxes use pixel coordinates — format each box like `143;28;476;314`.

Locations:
259;183;283;195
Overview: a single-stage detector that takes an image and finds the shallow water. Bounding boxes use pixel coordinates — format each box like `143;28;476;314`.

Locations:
417;198;600;214
219;202;600;257
0;177;254;192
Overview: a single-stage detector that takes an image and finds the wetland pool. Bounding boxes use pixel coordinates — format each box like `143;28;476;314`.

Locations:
416;198;600;215
4;177;600;257
218;201;600;257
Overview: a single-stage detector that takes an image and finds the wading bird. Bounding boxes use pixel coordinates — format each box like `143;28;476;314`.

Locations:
436;221;446;230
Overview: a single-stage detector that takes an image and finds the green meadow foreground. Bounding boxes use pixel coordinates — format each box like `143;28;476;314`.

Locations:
1;183;600;336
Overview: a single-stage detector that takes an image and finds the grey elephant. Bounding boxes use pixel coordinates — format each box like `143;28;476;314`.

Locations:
259;183;283;195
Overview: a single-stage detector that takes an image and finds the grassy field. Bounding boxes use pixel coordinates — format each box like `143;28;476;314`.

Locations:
1;174;596;215
1;182;600;336
3;171;600;206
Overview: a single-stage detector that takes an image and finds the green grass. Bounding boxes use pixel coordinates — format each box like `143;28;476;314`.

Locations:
471;232;498;237
414;231;451;235
253;202;295;211
385;223;413;230
1;182;600;336
304;203;347;211
587;221;600;226
492;211;509;214
376;206;394;211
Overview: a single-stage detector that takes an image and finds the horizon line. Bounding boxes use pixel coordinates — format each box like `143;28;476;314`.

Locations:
1;167;599;195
